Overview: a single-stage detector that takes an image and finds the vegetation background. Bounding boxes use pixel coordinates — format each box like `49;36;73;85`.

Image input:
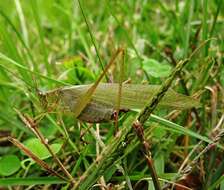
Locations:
0;0;223;189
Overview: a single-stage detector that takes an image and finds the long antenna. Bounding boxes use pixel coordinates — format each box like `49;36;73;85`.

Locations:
77;0;108;80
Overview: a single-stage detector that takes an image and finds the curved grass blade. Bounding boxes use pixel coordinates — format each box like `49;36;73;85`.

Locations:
0;52;68;86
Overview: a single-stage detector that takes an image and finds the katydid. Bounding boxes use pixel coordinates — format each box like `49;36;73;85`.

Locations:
39;83;200;123
38;48;199;123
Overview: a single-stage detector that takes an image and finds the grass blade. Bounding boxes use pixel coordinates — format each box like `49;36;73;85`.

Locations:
0;177;66;186
0;52;68;86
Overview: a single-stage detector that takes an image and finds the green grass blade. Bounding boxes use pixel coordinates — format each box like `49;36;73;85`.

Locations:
0;9;37;71
0;52;68;86
202;0;209;56
0;177;66;186
14;0;29;46
0;22;32;84
183;0;194;58
149;114;223;149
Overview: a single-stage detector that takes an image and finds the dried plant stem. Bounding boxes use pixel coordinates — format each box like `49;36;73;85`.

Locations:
8;137;68;182
132;51;199;189
133;121;161;190
15;109;75;183
32;124;75;183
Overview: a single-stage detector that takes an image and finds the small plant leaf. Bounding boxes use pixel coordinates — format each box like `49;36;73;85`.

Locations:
143;58;172;78
0;155;20;176
23;138;62;160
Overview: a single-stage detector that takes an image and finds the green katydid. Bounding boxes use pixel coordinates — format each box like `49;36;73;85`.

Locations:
39;49;200;123
40;83;199;123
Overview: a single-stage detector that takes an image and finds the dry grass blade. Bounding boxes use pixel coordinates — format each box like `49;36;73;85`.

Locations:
14;108;75;183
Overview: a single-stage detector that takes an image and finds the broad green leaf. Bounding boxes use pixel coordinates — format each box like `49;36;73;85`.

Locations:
23;138;62;160
0;155;20;176
58;55;95;83
143;58;172;78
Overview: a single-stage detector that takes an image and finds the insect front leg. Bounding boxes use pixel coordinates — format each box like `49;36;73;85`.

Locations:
111;109;130;134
